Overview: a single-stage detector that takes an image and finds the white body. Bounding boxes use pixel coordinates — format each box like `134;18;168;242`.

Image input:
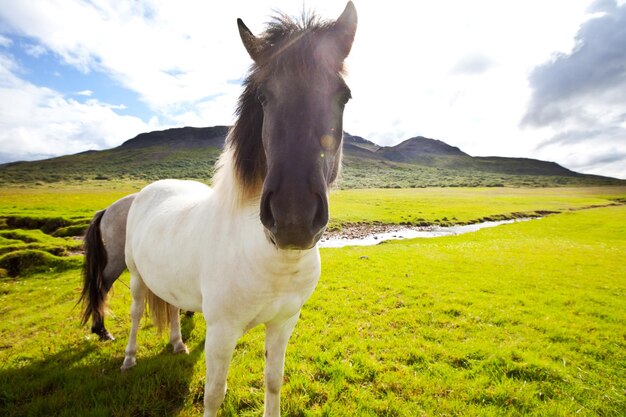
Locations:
122;154;321;417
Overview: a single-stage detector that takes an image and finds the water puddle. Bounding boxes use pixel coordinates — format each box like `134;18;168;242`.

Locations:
319;218;537;248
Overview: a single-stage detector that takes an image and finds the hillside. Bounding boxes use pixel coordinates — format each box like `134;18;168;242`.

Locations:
377;136;468;163
0;127;623;188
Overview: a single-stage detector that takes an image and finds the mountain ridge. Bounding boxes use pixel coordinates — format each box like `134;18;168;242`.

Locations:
1;126;623;188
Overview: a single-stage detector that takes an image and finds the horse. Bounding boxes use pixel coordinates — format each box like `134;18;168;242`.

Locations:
120;3;357;416
79;193;137;341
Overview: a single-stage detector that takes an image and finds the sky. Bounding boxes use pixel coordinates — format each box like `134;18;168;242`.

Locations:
0;0;625;179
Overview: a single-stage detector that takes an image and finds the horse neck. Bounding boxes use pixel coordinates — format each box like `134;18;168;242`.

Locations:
211;145;262;213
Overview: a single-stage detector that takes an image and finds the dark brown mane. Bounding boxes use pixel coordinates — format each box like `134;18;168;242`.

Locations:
228;12;344;193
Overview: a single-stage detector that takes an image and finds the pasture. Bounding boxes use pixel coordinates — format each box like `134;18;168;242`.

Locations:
0;185;625;416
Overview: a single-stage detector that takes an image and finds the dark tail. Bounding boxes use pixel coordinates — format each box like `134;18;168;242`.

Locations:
79;209;108;326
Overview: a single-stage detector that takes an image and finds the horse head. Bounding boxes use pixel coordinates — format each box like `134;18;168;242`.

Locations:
234;2;357;250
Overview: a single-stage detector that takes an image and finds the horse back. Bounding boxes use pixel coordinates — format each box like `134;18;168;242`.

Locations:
126;179;213;247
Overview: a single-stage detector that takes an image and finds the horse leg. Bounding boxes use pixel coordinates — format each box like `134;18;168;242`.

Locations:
91;249;126;341
89;277;112;341
263;314;300;417
91;309;114;341
202;323;242;417
91;262;126;341
168;305;189;354
121;272;148;370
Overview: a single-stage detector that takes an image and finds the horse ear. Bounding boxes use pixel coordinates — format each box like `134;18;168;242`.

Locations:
237;18;263;62
330;1;358;60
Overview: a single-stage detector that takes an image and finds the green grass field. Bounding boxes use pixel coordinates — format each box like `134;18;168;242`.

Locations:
0;185;625;416
328;186;626;227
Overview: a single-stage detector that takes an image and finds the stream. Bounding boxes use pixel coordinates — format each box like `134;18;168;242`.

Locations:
318;218;537;248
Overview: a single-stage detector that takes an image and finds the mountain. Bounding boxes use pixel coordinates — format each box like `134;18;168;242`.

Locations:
372;136;578;176
377;136;468;163
343;132;380;152
1;126;623;188
118;126;229;150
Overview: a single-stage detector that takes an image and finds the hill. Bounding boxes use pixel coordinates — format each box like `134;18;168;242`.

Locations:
0;127;623;188
377;136;468;163
118;126;229;150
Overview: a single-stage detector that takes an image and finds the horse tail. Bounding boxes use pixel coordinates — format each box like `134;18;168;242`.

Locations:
79;209;108;326
145;289;170;333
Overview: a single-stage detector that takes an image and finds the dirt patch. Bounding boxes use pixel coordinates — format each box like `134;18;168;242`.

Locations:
568;202;625;211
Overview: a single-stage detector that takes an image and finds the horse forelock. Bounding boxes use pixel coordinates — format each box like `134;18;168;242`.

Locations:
258;13;348;79
226;12;348;199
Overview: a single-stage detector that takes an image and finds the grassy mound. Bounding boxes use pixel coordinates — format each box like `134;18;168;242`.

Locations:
0;219;85;278
0;249;81;277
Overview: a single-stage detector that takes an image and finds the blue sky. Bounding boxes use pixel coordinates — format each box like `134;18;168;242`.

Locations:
7;34;152;120
1;0;625;179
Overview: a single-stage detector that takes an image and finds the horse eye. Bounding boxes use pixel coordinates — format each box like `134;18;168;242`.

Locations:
257;91;268;106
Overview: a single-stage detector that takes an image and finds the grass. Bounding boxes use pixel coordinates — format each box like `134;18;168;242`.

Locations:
0;184;146;277
0;185;625;416
328;186;626;227
338;157;625;189
0;182;145;218
308;206;625;416
0;146;221;184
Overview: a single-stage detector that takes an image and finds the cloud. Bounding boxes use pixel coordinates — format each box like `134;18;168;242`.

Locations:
75;89;93;97
522;6;626;129
0;0;251;114
534;126;626;177
0;34;11;47
0;53;151;163
522;0;626;178
23;42;46;58
451;53;495;75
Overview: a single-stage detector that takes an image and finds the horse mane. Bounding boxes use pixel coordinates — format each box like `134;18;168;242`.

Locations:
225;11;345;199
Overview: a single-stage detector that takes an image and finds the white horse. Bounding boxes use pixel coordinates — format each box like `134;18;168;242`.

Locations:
120;3;357;416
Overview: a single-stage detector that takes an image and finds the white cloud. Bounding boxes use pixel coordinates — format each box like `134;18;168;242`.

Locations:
168;87;241;128
23;42;46;57
0;34;11;47
75;89;93;97
343;1;593;150
523;0;626;178
0;53;151;162
0;0;256;113
451;53;496;76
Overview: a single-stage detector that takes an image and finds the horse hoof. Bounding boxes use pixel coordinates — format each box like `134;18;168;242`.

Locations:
99;331;115;342
120;357;136;371
172;342;189;355
91;325;115;342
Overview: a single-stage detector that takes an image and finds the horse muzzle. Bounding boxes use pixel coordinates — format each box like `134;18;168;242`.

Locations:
260;190;328;250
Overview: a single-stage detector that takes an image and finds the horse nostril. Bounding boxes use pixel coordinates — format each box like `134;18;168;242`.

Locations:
260;192;277;233
311;193;328;233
